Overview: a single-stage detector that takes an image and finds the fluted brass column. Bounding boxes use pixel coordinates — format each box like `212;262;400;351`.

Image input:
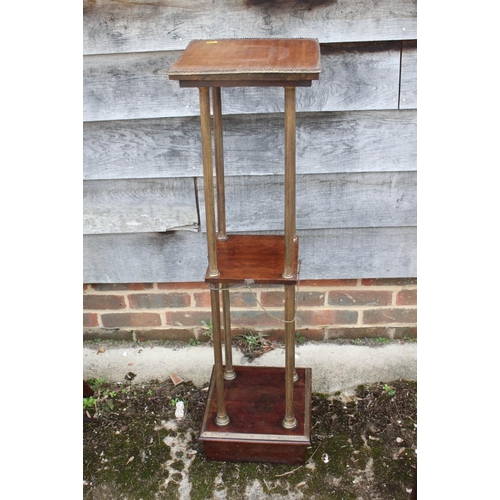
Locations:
212;87;235;380
212;87;228;242
222;285;236;380
210;285;230;426
282;86;298;430
283;86;296;279
282;283;297;429
199;87;219;278
199;87;228;426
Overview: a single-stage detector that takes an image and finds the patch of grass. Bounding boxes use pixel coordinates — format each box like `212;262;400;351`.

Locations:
201;319;213;341
234;332;274;360
383;384;396;396
402;335;417;343
295;331;307;345
375;337;391;344
83;396;96;410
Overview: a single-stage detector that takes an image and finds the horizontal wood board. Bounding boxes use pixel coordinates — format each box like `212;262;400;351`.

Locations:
84;178;198;234
198;172;416;232
83;0;417;55
83;43;403;122
84;110;416;180
400;41;417;109
83;227;416;283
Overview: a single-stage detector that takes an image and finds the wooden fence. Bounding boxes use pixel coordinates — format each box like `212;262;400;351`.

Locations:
83;0;417;283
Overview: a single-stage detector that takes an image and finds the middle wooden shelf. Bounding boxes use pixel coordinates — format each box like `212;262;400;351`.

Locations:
204;234;299;285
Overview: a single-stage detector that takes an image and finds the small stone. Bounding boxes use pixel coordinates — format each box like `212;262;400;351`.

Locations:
175;401;185;419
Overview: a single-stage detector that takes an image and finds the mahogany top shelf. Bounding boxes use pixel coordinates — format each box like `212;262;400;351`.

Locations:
168;38;321;87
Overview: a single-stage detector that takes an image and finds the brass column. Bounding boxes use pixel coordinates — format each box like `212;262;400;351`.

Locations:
282;283;297;429
199;87;219;278
222;286;236;380
210;285;230;426
212;87;236;380
282;86;298;430
199;87;229;426
283;86;296;279
212;87;228;242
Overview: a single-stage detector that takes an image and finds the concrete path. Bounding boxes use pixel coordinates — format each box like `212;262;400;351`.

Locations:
83;341;417;394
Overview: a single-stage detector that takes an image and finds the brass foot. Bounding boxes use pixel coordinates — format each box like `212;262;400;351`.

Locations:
215;413;230;426
223;369;237;380
282;416;297;430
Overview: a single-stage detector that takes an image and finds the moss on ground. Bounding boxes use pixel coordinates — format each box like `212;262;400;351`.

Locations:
84;379;416;499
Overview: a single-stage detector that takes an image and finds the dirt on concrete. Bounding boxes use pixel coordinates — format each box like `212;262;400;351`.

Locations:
83;371;416;499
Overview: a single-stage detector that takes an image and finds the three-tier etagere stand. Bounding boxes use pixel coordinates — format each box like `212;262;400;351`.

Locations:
168;38;321;464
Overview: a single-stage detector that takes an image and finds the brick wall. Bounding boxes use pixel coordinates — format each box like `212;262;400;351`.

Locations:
83;279;416;342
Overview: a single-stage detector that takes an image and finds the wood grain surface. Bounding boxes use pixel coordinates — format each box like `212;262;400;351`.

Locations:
84;0;416;55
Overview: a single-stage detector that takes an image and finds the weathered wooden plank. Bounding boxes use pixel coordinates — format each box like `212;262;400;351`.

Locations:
400;40;417;109
84;110;417;180
83;227;416;283
83;0;417;55
83;231;207;283
83;43;401;122
198;172;416;232
84;116;202;180
298;226;416;279
83;178;198;234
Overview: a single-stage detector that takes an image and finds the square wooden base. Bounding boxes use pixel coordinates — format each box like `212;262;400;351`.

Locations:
199;365;312;464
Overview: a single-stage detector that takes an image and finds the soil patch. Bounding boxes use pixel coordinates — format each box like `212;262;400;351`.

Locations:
84;376;416;499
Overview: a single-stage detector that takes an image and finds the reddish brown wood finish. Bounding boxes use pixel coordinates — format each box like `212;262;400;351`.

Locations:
200;365;312;464
168;38;320;87
204;234;298;284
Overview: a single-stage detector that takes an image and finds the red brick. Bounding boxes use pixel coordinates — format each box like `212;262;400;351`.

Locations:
324;326;416;340
298;309;358;326
328;290;392;307
158;282;206;290
296;328;325;341
165;310;212;328
262;291;325;308
260;291;284;307
324;327;384;340
91;283;154;291
362;308;416;325
396;289;417;305
361;278;417;287
298;292;326;307
135;329;194;342
101;312;162;328
83;329;133;341
300;279;358;287
229;291;257;308
83;313;99;327
83;294;126;310
230;310;283;328
128;293;191;309
193;291;211;308
262;328;325;341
